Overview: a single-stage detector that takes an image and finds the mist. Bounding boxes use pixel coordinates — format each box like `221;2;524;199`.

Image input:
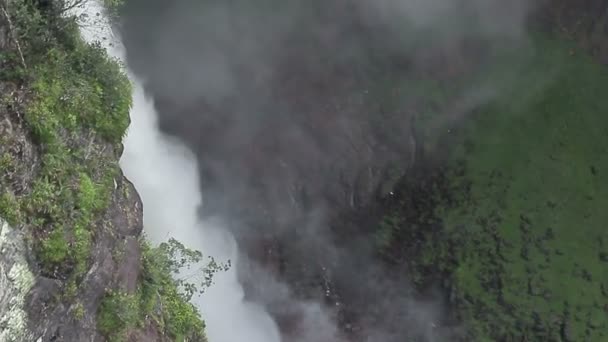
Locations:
81;0;543;341
118;68;283;341
76;2;284;341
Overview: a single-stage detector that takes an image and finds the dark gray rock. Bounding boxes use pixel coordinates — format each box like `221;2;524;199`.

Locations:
25;175;144;342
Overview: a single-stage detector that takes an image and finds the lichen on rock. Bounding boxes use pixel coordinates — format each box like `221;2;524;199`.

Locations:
0;219;35;342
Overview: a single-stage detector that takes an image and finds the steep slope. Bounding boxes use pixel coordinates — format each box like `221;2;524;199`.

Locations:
380;33;608;342
118;1;532;339
0;1;208;341
118;1;608;341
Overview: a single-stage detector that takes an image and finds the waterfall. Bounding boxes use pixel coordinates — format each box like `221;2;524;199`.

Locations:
75;2;282;341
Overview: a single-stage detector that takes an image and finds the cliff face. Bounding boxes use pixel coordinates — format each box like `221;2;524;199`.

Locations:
0;1;145;340
0;16;36;334
24;175;143;342
0;1;207;341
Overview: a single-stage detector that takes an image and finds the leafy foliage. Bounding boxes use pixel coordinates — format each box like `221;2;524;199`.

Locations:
154;238;231;301
140;238;228;340
99;238;229;341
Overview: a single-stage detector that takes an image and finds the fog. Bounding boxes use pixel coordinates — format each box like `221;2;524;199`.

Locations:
118;67;283;342
84;0;540;341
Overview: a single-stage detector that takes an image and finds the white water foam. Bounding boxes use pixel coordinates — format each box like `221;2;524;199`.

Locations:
75;2;282;341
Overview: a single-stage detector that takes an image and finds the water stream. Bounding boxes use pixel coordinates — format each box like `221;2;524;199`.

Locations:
76;2;282;341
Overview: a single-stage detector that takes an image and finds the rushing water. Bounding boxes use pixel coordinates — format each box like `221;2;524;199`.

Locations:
76;2;282;341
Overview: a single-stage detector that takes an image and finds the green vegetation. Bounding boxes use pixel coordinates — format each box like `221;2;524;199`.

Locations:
99;238;228;342
0;1;219;340
98;290;140;339
379;36;608;340
0;0;130;281
442;37;608;341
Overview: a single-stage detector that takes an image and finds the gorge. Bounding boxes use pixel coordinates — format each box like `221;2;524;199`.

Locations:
0;0;607;341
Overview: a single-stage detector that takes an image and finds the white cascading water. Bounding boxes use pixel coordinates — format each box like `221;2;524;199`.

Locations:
75;2;282;341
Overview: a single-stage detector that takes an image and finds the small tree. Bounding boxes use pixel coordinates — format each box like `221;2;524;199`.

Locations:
155;238;231;301
138;238;230;340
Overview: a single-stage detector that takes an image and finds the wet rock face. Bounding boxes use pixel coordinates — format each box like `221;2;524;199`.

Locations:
1;16;147;335
0;102;146;341
23;175;144;342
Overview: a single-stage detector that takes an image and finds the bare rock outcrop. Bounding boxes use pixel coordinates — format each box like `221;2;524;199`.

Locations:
0;219;35;342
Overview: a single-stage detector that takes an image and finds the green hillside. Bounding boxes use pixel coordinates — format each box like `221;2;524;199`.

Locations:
380;36;608;341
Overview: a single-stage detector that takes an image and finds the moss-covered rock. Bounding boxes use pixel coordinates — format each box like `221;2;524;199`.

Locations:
0;0;210;340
